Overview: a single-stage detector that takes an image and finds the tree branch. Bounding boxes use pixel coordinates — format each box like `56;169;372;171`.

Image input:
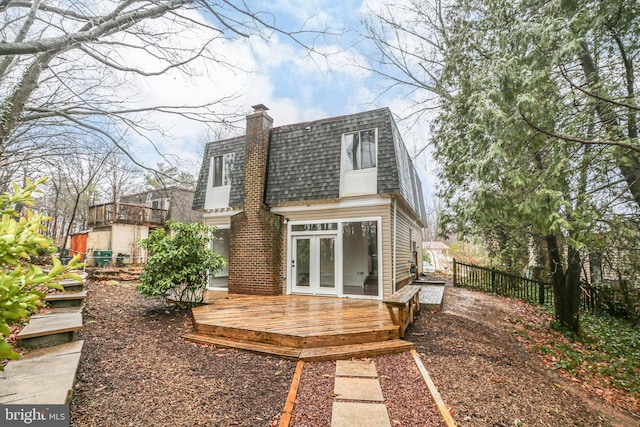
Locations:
519;111;640;154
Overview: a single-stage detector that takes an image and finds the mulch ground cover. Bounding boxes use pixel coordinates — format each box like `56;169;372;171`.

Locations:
70;279;639;426
71;281;295;427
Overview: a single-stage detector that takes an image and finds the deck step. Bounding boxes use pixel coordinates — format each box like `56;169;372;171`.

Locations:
17;310;83;349
183;333;302;359
298;339;414;362
194;323;399;348
183;333;413;361
45;290;87;308
0;341;84;404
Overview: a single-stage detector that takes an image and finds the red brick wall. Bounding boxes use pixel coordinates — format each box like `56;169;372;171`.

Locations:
228;109;284;295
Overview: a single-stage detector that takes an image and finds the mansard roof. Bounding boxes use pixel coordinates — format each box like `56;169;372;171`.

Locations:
192;107;427;224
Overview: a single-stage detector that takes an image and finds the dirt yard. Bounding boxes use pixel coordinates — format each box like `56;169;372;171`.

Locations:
408;286;639;427
69;280;639;426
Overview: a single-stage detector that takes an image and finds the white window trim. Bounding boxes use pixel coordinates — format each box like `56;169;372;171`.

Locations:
210;153;234;188
342;128;378;172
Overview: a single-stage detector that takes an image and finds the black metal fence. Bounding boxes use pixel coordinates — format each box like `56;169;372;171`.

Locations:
453;259;554;306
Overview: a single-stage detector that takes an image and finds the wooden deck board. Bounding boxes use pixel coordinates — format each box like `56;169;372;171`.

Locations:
189;293;412;359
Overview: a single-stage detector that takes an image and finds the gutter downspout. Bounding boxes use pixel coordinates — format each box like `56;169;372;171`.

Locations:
393;198;397;293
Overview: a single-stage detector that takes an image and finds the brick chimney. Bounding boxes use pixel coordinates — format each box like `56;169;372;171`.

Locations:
228;104;284;295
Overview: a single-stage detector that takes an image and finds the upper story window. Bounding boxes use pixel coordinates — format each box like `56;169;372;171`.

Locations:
211;153;234;187
344;129;376;171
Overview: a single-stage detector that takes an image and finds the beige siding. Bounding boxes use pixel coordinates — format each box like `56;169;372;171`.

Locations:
393;203;423;288
276;202;393;298
203;215;232;228
111;224;149;263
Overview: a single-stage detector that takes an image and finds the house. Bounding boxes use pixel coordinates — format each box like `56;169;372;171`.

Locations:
192;105;427;299
422;241;451;273
85;186;201;265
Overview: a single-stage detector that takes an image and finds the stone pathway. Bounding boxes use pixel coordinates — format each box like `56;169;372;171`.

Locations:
331;360;391;427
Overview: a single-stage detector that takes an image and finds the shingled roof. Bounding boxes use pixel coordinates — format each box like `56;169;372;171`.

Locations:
192;108;427;224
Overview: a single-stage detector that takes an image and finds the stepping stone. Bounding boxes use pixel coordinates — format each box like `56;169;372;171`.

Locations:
331;402;391;427
0;341;84;404
334;377;384;402
335;360;378;378
17;310;83;349
45;290;87;308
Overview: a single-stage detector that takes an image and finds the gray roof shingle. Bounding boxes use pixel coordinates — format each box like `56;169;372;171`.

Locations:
192;108;427;224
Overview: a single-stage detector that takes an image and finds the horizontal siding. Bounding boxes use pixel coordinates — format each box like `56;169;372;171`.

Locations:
203;216;232;228
393;204;423;288
111;224;149;262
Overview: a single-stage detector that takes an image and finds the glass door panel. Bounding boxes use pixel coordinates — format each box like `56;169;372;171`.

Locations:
294;237;310;288
319;237;335;289
291;235;337;295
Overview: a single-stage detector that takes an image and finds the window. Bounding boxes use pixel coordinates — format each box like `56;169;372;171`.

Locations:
211;153;234;187
344;129;376;171
210;228;230;277
291;223;338;232
342;221;378;297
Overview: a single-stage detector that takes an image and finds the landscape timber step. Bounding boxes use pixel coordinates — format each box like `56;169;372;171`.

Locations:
183;333;413;361
59;278;86;292
45;290;87;308
0;340;84;404
17;310;83;349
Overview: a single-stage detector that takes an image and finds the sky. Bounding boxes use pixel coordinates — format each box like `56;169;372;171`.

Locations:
119;0;438;201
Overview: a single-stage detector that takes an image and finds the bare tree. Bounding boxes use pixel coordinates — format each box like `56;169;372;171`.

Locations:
0;0;334;187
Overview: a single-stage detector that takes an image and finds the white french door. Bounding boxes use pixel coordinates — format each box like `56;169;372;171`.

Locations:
291;235;337;295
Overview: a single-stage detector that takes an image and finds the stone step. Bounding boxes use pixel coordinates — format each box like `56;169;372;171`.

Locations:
0;341;84;404
17;310;83;349
418;285;445;311
45;290;87;308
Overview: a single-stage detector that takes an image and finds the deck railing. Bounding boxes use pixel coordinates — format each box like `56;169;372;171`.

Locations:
453;259;555;306
87;202;168;227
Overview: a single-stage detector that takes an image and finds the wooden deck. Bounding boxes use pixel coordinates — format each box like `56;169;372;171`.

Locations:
184;293;414;361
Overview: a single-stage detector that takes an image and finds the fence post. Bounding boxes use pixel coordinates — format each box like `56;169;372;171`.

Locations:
453;258;457;287
539;281;545;305
491;268;496;293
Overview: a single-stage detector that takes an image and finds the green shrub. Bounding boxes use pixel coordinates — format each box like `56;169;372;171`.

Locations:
0;178;83;366
137;221;225;305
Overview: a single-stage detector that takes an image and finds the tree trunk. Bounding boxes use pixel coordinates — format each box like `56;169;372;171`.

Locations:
546;234;581;333
579;42;640;208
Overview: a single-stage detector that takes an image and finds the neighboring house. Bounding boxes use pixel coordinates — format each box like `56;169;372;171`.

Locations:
85;186;201;266
422;241;451;273
192;105;427;299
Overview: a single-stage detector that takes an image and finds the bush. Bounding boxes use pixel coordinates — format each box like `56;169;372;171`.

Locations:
0;178;83;366
137;221;225;305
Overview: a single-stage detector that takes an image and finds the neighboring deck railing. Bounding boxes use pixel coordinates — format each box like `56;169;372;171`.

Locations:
87;202;168;227
453;259;555;306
